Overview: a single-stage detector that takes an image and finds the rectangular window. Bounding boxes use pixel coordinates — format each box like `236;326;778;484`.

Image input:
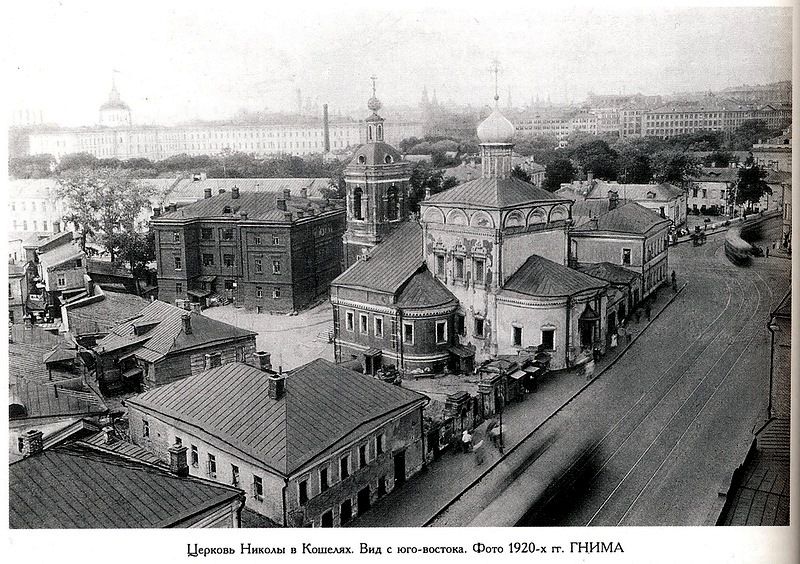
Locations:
254;234;262;245
376;434;385;455
346;311;354;331
299;479;309;505
255;258;263;273
273;288;281;299
340;455;350;479
253;476;264;501
256;286;263;299
272;260;281;275
359;444;367;468
231;464;240;486
202;253;214;266
513;326;523;347
223;254;235;267
436;320;447;344
272;235;280;245
474;258;485;283
374;317;383;338
174;256;182;270
340;499;352;524
207;454;217;478
541;329;555;350
173;231;180;243
474;317;485;338
454;256;465;279
201;228;213;240
359;313;368;333
222;229;234;241
142;420;149;438
320;467;329;492
191;445;199;467
57;275;66;287
622;248;631;265
720;190;725;200
435;254;445;276
176;282;183;294
403;322;414;344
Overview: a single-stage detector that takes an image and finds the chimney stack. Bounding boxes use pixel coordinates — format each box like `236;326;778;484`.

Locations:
240;211;248;220
102;425;115;444
181;313;192;335
587;171;594;183
232;186;240;199
277;198;287;211
219;189;226;194
283;188;291;201
22;429;43;458
268;374;286;401
168;444;189;477
253;351;272;371
323;104;330;152
297;210;304;219
608;191;619;211
300;186;308;199
204;188;212;199
152;207;162;218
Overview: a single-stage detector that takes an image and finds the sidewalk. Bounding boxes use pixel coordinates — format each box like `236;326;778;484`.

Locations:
350;283;687;527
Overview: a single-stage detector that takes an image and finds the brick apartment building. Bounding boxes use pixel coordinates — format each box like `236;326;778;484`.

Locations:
151;187;345;313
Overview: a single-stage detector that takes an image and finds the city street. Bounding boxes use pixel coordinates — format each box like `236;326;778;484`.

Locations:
429;220;789;527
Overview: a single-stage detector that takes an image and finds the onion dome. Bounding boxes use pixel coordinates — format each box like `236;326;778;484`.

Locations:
367;95;382;113
477;107;515;144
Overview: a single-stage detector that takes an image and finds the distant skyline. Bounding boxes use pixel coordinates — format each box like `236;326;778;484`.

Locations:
5;1;793;127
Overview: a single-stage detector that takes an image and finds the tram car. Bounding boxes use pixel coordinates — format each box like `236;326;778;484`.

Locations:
724;224;755;265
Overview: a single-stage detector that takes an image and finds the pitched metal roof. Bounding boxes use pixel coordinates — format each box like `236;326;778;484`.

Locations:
9;378;107;421
692;167;740;183
586;181;684;202
95;300;255;361
332;221;424;294
157;190;339;223
573;202;670;235
501;255;608;298
396;269;457;309
127;359;427;476
37;242;84;268
65;290;150;336
166;177;332;203
9;444;242;528
576;262;642;285
425;176;563;209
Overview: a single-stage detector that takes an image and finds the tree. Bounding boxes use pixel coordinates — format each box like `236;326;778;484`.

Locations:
615;144;653;184
568;139;619;179
55;167;156;262
650;150;700;186
511;165;531;182
735;160;771;210
703;149;737;168
407;163;447;212
8;154;55;179
543;158;575;191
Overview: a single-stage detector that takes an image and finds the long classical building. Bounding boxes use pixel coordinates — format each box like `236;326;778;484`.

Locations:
151;187;345;312
332;92;614;373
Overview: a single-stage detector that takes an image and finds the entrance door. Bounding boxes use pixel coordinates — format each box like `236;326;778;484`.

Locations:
321;510;333;528
607;313;616;344
357;486;371;514
393;451;406;486
580;321;594;348
340;499;352;525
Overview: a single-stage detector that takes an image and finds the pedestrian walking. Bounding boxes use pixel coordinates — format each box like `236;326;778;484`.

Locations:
766;247;769;258
473;440;485;466
671;270;677;291
461;429;472;453
610;333;618;349
584;358;596;381
645;303;651;321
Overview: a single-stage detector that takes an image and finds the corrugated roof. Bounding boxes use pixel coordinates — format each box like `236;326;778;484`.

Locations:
332;221;424;294
501;255;607;298
95;300;255;362
573;202;670;235
158;190;338;222
396;269;457;308
9;444;241;528
576;262;641;285
425;176;562;209
128;359;427;475
166;177;332;203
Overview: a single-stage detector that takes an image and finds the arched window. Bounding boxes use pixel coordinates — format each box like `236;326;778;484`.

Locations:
386;186;398;221
353;187;364;220
504;211;525;229
377;124;383;140
368;125;373;142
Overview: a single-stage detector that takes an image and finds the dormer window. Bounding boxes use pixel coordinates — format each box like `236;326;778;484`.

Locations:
223;205;232;214
384;154;393;164
358;155;366;165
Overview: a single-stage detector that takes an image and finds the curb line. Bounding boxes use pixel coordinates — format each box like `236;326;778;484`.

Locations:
421;282;688;527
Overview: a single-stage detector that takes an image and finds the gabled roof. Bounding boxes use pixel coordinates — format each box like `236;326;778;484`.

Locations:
9;443;242;528
166;177;332;203
157;190;339;223
396;268;457;309
128;359;428;476
332;221;424;294
65;289;150;336
501;255;607;298
572;202;670;235
95;300;255;362
692;167;740;183
586;181;683;202
765;170;792;184
577;262;641;285
425;176;564;209
37;242;84;268
9;377;107;421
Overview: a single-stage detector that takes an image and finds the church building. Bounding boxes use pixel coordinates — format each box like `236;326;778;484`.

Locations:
331;85;610;374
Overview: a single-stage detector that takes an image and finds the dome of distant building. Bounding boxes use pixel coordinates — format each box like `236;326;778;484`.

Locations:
477;107;515;144
99;77;132;127
367;96;382;113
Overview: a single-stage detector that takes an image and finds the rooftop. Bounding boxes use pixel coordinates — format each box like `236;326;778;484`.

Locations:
64;288;150;337
425;176;564;209
396;268;457;309
10;443;242;528
128;359;428;475
165;177;333;203
95;300;256;362
332;221;424;294
577;262;642;285
347;141;405;168
9;377;107;422
573;202;671;235
692;167;740;183
585;181;684;202
501;255;607;299
37;241;84;268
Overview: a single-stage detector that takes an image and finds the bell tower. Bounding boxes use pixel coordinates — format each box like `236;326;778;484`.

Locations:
342;77;411;269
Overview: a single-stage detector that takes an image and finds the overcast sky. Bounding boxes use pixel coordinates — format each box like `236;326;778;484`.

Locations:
4;0;793;126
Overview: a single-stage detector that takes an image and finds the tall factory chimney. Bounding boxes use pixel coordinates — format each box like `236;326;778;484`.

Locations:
296;88;302;116
323;104;330;153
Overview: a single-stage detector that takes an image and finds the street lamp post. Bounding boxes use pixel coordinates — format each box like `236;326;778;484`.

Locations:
767;320;778;420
